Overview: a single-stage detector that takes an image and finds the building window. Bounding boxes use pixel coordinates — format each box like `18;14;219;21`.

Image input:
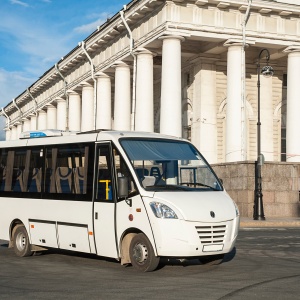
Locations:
283;74;287;88
281;128;286;162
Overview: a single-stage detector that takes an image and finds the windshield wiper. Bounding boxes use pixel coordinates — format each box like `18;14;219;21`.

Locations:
145;183;219;191
145;184;190;191
180;182;218;191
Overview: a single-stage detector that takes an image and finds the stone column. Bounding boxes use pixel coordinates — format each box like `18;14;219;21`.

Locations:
96;73;111;130
11;126;17;140
193;61;217;164
113;62;131;131
56;98;67;130
225;42;244;162
30;115;37;130
23;119;31;132
68;90;81;131
285;47;300;162
37;110;47;130
160;35;184;137
16;123;22;138
5;129;11;141
81;82;94;132
47;105;57;130
135;48;154;132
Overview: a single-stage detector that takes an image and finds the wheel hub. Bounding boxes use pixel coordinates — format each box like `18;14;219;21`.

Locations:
132;242;148;264
16;232;26;251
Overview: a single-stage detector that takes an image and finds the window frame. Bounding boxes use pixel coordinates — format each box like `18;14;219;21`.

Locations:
0;142;95;202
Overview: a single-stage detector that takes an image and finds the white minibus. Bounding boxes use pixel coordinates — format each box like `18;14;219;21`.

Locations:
0;130;239;272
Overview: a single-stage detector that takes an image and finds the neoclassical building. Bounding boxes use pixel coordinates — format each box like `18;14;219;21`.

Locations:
1;0;300;166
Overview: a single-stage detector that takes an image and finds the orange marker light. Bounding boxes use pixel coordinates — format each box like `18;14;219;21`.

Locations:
31;224;34;229
136;208;141;212
89;231;93;236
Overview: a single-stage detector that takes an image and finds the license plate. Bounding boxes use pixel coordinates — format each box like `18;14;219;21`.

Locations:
202;244;224;252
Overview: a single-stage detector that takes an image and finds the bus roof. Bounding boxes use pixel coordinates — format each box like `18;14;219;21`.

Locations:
0;130;186;148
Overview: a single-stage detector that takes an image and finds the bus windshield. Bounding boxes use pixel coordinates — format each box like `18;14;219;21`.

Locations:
120;139;222;192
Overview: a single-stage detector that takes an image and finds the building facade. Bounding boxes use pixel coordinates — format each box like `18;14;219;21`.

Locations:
1;0;300;166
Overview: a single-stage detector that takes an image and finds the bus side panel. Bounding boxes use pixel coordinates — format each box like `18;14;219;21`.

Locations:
94;202;118;258
116;194;158;255
0;198;96;254
57;224;91;253
0;197;13;241
29;221;58;248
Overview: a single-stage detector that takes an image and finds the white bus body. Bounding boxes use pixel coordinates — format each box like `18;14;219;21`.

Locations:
0;130;239;272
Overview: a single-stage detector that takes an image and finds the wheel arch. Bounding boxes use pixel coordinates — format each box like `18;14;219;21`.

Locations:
119;227;154;265
9;219;25;248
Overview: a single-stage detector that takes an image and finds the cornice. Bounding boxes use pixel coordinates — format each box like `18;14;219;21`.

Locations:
192;0;300;17
3;0;300;122
4;0;165;115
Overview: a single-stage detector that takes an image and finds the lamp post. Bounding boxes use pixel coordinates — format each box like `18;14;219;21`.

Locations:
253;49;274;220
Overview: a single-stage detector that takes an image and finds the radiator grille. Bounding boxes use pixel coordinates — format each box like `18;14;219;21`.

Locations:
195;225;227;244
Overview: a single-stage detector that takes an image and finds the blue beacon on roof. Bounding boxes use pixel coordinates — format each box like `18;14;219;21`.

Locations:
29;132;47;138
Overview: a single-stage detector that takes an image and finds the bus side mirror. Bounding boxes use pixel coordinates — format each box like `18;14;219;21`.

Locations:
118;177;129;198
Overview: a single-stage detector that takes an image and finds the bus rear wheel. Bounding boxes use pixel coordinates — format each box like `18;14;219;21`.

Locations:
13;225;32;257
129;233;160;272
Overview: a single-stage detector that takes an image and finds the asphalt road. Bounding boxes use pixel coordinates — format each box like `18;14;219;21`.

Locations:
0;228;300;300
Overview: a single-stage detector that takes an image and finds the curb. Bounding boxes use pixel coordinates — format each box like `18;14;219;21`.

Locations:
240;218;300;228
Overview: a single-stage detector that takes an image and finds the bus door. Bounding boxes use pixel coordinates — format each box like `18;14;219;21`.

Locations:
93;143;118;258
93;143;140;259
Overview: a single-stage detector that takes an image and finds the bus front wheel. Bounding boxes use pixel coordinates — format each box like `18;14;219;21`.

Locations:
129;233;160;272
13;225;32;257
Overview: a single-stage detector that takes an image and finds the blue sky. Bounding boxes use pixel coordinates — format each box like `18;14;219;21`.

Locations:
0;0;125;138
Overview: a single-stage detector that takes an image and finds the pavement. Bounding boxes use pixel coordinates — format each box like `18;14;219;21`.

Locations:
240;216;300;228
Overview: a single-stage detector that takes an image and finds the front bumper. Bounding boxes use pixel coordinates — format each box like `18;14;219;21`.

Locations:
154;216;239;257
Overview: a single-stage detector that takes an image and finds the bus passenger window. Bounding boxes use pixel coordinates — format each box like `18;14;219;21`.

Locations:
26;149;43;193
45;144;92;198
56;167;73;193
0;149;8;192
0;166;6;192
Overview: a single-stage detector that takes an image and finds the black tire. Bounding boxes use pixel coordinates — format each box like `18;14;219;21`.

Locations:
129;233;160;272
13;225;32;257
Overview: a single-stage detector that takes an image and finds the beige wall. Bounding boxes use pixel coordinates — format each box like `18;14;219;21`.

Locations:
212;161;300;218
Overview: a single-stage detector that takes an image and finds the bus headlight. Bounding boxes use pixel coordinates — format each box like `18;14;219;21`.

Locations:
150;202;178;219
233;201;240;217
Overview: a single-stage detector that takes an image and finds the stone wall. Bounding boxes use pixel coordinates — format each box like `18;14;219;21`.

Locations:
212;161;300;218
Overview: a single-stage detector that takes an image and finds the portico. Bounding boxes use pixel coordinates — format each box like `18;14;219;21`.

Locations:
1;0;300;167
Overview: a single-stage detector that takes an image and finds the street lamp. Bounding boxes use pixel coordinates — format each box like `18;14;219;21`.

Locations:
253;49;274;220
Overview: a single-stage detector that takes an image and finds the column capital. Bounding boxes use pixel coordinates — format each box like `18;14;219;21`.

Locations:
112;61;129;69
37;109;47;115
46;104;56;110
55;97;66;103
224;39;245;48
66;89;79;95
159;35;185;42
80;81;93;88
283;45;300;54
95;71;111;79
134;47;157;56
